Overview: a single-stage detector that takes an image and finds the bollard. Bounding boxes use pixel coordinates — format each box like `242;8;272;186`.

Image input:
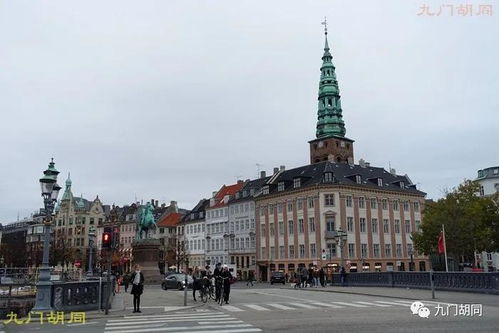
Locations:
429;270;435;299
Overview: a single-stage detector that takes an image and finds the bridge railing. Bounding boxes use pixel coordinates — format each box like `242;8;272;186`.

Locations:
331;272;499;294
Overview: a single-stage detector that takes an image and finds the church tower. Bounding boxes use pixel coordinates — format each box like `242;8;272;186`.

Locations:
309;20;354;164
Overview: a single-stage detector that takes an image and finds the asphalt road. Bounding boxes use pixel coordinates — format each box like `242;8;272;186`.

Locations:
4;284;499;333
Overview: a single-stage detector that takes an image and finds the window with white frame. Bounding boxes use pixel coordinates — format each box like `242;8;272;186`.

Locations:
298;219;304;233
326;216;335;232
373;244;380;257
299;244;305;258
370;198;377;209
278;182;285;191
348;243;355;257
371;218;378;233
308;198;314;208
361;243;368;257
324;194;335;206
360;218;366;232
394;220;400;233
405;220;411;233
385;244;391;257
359;197;365;208
289;245;295;258
382;199;388;210
396;244;402;257
347;217;354;232
310;243;316;257
293;178;301;188
346;196;353;207
383;219;389;233
288;220;294;234
309;217;315;232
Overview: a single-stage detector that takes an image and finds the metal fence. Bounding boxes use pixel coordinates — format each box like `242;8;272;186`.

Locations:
331;272;499;294
0;276;116;317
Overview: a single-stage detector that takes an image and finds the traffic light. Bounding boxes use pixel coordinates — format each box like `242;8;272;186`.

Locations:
102;227;112;249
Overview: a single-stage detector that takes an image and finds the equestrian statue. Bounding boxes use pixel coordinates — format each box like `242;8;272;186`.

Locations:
136;202;156;240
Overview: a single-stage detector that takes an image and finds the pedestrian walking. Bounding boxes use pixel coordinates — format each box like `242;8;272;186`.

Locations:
130;265;144;313
192;266;202;301
313;268;320;288
246;271;254;287
340;266;347;287
319;268;325;287
214;263;223;302
123;272;130;292
301;267;309;288
221;265;233;304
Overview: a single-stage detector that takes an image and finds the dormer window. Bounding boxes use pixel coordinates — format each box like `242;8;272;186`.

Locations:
293;178;301;188
250;188;254;195
356;175;362;184
400;182;405;189
324;172;333;182
243;190;247;197
235;192;240;199
263;186;269;195
278;182;285;192
377;178;383;187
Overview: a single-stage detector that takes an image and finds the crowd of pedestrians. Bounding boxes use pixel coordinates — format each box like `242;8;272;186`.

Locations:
291;266;347;288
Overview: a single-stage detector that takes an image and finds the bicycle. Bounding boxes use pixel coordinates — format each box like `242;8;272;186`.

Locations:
199;284;208;303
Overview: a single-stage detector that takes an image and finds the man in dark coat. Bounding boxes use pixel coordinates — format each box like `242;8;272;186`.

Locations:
123;272;130;292
130;264;145;313
319;268;325;287
221;265;233;304
213;263;223;302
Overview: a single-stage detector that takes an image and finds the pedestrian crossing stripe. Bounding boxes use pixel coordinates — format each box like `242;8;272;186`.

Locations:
331;302;368;308
219;300;420;312
354;301;392;307
105;312;262;333
267;303;295;310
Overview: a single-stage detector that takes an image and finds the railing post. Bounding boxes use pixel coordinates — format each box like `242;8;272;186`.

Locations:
430;270;435;299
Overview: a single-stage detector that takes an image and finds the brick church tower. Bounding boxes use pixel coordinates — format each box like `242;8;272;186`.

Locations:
309;22;354;164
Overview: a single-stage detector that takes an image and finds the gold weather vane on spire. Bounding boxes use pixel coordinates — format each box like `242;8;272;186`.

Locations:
321;17;328;35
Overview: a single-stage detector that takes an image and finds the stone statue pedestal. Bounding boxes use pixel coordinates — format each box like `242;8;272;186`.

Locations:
132;239;162;284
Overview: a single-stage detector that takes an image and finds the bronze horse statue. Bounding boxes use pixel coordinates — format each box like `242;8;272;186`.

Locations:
136;202;156;240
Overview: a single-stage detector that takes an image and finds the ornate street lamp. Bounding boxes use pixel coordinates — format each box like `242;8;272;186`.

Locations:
408;248;414;271
32;159;61;311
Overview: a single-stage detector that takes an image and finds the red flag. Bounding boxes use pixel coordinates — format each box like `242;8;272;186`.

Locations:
437;232;445;254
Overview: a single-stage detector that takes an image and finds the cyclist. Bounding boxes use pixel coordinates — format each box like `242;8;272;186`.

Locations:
192;266;202;302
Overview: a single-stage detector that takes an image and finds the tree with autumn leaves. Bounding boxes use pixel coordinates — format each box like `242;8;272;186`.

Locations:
412;180;499;269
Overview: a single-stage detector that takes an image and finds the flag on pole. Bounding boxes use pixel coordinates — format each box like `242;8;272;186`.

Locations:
438;225;449;272
437;231;445;254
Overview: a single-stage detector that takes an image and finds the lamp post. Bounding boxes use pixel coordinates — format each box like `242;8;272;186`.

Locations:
333;228;348;269
32;159;61;311
87;226;96;276
408;248;414;271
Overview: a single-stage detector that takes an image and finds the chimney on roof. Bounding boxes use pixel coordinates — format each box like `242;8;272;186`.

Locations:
390;168;397;176
155;200;159;207
347;157;354;165
169;200;178;213
365;162;370;167
260;171;266;178
237;180;243;184
273;167;279;175
280;165;285;171
151;199;155;206
359;159;366;168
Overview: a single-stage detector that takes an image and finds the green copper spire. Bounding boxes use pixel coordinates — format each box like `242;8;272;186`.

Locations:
61;172;73;201
315;19;346;139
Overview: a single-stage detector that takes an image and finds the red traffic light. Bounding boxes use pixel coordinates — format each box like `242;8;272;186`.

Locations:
102;227;113;248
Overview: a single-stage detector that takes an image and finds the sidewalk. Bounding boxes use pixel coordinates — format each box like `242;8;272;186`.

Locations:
282;285;499;307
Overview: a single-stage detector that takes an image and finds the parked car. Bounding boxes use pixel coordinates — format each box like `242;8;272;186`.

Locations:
270;271;286;285
161;274;193;290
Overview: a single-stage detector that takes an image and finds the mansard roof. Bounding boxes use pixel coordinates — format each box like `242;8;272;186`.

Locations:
257;161;425;197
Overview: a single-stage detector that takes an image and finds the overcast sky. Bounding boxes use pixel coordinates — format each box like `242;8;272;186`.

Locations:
1;0;498;222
